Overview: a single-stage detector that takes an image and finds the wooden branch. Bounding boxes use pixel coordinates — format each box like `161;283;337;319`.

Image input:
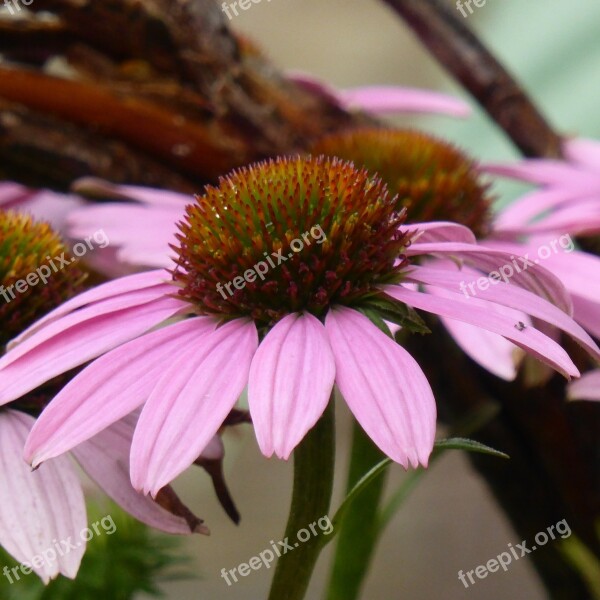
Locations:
381;0;563;158
0;0;364;190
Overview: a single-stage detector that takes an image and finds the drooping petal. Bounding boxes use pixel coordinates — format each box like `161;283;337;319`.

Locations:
131;319;259;496
285;75;471;117
386;284;579;379
248;313;335;460
0;294;186;406
568;370;600;402
24;317;215;467
405;264;600;362
484;240;600;304
337;86;471;117
325;307;436;468
0;411;86;583
406;241;573;313
437;316;521;380
72;415;201;534
9;270;172;346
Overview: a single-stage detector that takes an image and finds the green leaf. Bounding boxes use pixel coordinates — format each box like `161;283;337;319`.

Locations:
433;437;510;459
326;435;508;545
358;293;430;335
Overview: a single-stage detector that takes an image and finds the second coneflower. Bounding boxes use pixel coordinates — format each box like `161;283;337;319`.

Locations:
0;157;596;497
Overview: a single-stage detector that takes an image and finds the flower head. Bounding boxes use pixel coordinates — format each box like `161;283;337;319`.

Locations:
174;156;410;326
313;129;492;236
0;211;86;347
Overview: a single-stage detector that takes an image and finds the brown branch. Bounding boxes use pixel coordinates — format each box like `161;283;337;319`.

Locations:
381;0;563;158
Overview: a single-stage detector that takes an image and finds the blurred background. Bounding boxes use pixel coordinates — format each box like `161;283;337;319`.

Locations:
1;0;599;598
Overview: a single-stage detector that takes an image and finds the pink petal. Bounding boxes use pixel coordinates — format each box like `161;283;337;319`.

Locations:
406;264;600;362
199;435;225;461
493;188;584;231
563;137;600;171
0;294;186;405
72;414;197;534
337;86;471;117
484;240;600;304
248;313;335;460
483;160;600;189
386;284;579;379
403;221;477;244
67;204;182;269
406;241;573;313
325;307;436;468
438;316;521;380
573;295;600;340
0;411;86;582
568;370;600;402
131;319;258;496
9;270;172;346
0;183;85;232
24;317;216;467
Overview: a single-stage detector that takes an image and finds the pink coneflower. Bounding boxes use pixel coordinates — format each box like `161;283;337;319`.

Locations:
0;212;205;583
0;157;595;500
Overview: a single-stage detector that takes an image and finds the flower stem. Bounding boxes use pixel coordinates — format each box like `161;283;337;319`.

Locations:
325;420;387;600
381;0;563;158
267;400;335;600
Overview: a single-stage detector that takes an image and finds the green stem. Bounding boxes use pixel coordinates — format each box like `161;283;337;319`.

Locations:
325;421;387;600
267;400;336;600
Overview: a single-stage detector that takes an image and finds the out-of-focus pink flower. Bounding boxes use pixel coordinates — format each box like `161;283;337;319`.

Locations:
67;178;188;272
0;408;206;584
